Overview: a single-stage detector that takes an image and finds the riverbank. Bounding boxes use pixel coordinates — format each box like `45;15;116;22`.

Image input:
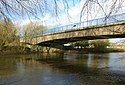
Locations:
64;48;125;54
1;46;125;55
0;46;31;55
0;46;63;55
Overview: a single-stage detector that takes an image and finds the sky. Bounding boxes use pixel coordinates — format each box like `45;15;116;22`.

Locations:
3;0;125;42
13;0;125;27
14;0;80;26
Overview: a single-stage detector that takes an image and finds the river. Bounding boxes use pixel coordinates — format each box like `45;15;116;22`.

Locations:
0;52;125;85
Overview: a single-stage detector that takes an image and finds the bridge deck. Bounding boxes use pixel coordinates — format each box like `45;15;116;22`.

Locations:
20;13;125;48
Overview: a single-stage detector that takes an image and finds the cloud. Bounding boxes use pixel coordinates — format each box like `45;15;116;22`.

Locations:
15;0;125;28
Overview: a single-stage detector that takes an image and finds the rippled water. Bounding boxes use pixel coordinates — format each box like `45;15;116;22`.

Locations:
0;52;125;85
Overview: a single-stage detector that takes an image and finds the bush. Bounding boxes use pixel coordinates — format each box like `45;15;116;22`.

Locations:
90;40;110;52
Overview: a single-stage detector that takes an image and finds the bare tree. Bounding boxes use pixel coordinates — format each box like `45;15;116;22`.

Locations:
24;21;47;44
0;0;67;21
79;0;124;21
0;20;18;50
0;0;124;22
23;21;46;51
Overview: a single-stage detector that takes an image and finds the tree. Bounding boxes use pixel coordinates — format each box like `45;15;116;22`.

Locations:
24;22;47;38
90;39;110;52
23;22;47;51
0;0;123;22
74;40;89;49
0;20;18;50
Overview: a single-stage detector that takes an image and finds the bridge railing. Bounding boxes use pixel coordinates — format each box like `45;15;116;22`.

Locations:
41;13;125;35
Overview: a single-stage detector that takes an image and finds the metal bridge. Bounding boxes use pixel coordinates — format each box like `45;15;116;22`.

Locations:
42;13;125;35
21;13;125;48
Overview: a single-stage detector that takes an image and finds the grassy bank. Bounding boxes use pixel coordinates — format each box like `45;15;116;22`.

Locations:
64;48;125;54
0;46;63;55
0;46;31;55
1;46;125;55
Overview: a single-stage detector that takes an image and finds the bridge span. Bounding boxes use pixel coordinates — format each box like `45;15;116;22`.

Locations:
20;13;125;48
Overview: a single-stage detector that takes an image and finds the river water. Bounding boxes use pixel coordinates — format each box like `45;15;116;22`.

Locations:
0;52;125;85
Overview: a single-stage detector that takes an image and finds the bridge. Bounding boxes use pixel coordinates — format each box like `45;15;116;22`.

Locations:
20;13;125;49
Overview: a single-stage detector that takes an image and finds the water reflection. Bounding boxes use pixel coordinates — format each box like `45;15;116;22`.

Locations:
64;53;109;68
0;55;20;76
0;53;125;85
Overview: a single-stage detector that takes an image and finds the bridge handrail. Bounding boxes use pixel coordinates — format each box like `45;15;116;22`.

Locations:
24;13;125;37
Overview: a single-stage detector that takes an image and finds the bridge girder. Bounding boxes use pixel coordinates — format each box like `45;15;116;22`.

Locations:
21;22;125;49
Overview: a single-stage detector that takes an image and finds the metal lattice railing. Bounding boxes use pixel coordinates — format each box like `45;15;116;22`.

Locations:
35;13;125;36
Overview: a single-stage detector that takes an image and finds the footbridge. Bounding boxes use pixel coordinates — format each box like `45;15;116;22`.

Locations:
20;13;125;48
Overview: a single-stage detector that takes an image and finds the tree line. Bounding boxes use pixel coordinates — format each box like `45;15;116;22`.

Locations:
0;20;46;53
69;40;111;52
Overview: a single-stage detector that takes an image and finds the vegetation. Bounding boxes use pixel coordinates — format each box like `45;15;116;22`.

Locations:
67;39;124;53
23;22;48;52
73;40;89;49
0;20;19;51
24;22;47;38
0;0;123;22
0;20;61;54
23;22;46;45
90;39;110;52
